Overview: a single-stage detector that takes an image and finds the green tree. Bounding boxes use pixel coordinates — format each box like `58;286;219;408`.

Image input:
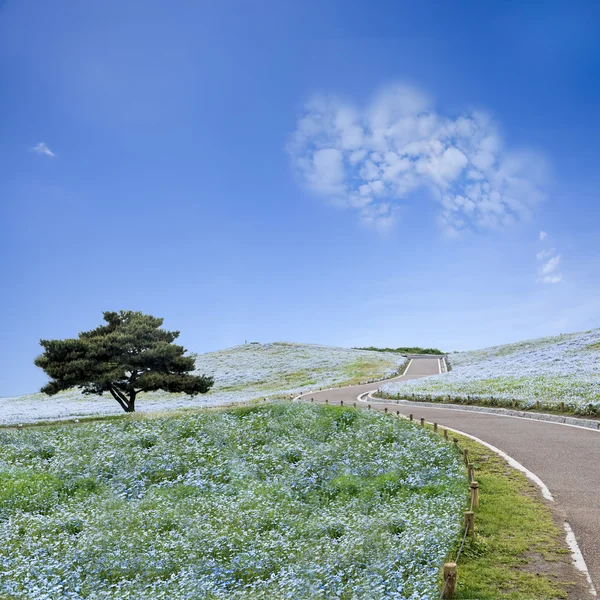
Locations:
34;311;213;412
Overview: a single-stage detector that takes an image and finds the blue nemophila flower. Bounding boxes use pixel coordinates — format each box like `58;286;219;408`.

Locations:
0;343;406;426
0;402;464;599
382;329;600;415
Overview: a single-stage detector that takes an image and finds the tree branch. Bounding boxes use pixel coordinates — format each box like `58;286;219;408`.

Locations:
108;386;128;412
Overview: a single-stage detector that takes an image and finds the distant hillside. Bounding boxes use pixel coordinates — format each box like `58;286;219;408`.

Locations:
381;329;600;416
1;342;406;426
355;346;445;355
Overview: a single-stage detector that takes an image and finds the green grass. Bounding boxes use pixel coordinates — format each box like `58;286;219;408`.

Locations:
381;377;600;418
441;431;579;599
0;402;466;599
339;357;405;384
212;358;400;395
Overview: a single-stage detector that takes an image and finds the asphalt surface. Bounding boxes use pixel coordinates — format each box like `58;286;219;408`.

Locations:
299;357;600;594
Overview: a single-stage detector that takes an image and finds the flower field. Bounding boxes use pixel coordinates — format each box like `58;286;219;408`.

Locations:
381;329;600;415
0;343;405;426
0;402;465;599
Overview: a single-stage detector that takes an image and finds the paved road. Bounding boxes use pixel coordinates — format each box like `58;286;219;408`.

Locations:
299;357;600;594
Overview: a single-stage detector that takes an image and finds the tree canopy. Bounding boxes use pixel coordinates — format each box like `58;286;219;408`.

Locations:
354;346;445;355
35;311;213;412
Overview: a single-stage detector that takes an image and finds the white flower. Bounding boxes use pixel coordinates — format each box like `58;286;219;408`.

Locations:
381;330;600;414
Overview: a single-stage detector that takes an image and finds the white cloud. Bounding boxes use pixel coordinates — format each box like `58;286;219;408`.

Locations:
32;142;56;157
536;242;563;284
302;148;345;196
536;248;555;261
540;255;561;274
539;230;547;240
287;84;548;232
538;274;563;284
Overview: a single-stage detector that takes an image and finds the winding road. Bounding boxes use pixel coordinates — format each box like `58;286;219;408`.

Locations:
298;357;600;596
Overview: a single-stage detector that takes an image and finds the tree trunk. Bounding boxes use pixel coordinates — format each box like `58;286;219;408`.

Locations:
109;386;136;413
125;391;136;413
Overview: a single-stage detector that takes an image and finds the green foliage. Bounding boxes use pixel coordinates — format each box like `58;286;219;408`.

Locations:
0;470;64;516
446;432;576;599
34;310;213;412
355;346;445;355
0;403;465;598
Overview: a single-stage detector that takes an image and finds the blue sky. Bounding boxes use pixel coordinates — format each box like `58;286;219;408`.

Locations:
1;0;600;396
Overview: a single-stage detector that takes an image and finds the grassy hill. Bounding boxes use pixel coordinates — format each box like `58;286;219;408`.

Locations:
1;343;406;426
0;402;465;599
380;328;600;415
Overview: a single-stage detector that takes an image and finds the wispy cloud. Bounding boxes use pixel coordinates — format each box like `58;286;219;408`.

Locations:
539;230;547;241
32;142;55;157
536;236;563;284
287;83;548;234
540;255;561;275
536;248;555;261
538;274;563;284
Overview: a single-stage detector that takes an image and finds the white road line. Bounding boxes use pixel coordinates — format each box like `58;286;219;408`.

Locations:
296;388;597;596
297;370;597;597
354;359;415;403
392;413;596;596
565;522;598;597
440;423;554;502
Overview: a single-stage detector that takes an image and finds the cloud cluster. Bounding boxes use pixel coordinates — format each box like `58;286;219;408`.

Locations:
32;142;55;157
536;232;562;284
288;84;548;235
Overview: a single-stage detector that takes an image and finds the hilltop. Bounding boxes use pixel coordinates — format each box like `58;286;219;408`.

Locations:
381;328;600;415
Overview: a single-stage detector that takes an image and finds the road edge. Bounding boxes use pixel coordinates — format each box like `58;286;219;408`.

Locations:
363;395;598;598
370;393;600;433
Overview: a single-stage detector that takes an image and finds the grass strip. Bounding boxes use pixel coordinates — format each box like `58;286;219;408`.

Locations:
437;428;581;599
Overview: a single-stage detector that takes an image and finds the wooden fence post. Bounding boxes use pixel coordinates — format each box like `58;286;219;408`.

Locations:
340;400;344;406
444;429;449;440
470;481;479;508
409;414;413;421
325;399;328;404
463;449;469;465
353;402;356;408
433;422;438;433
464;511;474;537
384;407;388;413
368;404;371;410
468;463;475;482
420;417;425;427
443;562;457;599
